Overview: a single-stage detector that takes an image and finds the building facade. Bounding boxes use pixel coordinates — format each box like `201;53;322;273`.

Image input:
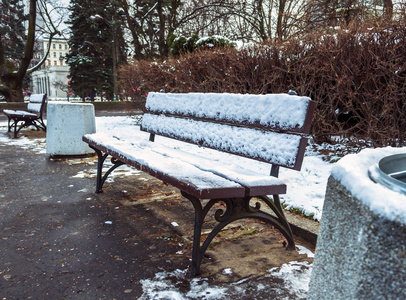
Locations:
31;37;71;99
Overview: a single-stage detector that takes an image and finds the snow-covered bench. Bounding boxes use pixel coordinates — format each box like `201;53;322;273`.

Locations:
3;94;47;138
83;92;316;277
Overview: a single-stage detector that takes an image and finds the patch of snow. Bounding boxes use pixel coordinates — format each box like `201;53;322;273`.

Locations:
296;245;315;258
222;268;233;275
139;269;226;299
139;262;313;299
267;261;312;298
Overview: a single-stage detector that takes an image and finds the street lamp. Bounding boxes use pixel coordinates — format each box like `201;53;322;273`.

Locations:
90;14;118;101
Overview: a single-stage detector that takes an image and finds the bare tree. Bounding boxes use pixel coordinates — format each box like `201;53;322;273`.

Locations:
302;0;394;30
0;0;61;102
119;0;243;58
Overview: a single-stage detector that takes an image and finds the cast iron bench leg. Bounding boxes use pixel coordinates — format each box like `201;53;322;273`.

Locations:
181;191;296;277
90;146;125;193
13;120;18;138
7;116;12;132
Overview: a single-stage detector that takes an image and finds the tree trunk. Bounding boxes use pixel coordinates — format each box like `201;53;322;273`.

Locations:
256;0;267;41
0;0;37;102
383;0;393;20
119;0;144;60
157;0;168;57
9;83;24;102
276;0;286;40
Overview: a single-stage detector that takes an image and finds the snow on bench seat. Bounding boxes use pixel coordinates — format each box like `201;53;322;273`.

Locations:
84;132;286;199
2;110;38;118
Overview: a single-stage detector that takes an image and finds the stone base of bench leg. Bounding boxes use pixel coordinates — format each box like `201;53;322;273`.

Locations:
182;192;295;277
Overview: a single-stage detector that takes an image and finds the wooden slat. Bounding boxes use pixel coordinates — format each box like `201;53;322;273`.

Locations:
27;94;46;113
144;140;287;195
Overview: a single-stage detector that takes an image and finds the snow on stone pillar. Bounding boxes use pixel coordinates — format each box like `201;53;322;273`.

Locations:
309;147;406;300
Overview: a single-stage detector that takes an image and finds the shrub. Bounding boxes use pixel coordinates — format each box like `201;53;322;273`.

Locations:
119;21;406;146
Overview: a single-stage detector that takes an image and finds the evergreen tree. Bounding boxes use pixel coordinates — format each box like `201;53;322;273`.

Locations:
0;0;26;66
67;0;127;101
0;0;27;99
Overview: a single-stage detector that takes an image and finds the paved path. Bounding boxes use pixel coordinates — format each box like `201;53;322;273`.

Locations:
0;129;314;299
0;132;190;299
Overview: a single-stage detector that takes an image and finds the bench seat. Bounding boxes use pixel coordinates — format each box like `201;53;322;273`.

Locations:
84;132;286;199
3;110;38;118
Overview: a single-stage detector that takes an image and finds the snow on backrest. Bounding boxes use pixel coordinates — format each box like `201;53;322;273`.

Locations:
145;92;315;133
27;94;46;113
141;113;308;170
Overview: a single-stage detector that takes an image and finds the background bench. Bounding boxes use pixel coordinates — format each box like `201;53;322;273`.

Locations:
83;92;316;276
3;94;47;138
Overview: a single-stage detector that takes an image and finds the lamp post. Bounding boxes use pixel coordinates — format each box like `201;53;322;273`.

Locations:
91;14;118;101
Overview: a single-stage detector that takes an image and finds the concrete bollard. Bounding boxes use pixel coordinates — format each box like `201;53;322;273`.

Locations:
46;101;96;156
309;147;406;300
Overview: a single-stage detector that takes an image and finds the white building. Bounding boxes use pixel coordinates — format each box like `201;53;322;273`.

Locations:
31;37;71;99
31;65;70;98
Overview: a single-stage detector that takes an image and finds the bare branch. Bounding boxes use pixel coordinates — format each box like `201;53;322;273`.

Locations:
26;31;58;74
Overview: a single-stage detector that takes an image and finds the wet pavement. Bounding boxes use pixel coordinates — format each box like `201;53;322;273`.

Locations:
0;128;315;299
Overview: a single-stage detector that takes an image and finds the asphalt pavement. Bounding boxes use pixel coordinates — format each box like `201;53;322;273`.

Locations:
0;121;317;299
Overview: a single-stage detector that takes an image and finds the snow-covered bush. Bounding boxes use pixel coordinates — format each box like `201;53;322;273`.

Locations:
169;35;236;57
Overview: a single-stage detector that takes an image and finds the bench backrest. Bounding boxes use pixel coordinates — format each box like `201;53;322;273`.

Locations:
141;92;316;171
27;94;47;116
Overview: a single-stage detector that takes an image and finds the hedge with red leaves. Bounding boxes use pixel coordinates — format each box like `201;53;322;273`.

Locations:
119;23;406;146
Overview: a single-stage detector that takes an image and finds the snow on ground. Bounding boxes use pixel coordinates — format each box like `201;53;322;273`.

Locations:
0;126;46;153
138;259;312;299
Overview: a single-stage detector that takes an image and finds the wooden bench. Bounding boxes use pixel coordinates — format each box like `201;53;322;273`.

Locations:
83;92;316;277
3;94;47;138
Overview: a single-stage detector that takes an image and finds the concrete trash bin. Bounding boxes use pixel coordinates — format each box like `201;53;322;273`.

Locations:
309;147;406;300
46;101;96;156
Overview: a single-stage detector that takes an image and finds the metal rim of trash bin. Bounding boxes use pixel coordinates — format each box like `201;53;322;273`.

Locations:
368;153;406;196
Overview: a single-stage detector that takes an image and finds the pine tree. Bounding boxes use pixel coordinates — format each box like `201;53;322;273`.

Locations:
0;0;28;100
67;0;127;101
0;0;26;66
